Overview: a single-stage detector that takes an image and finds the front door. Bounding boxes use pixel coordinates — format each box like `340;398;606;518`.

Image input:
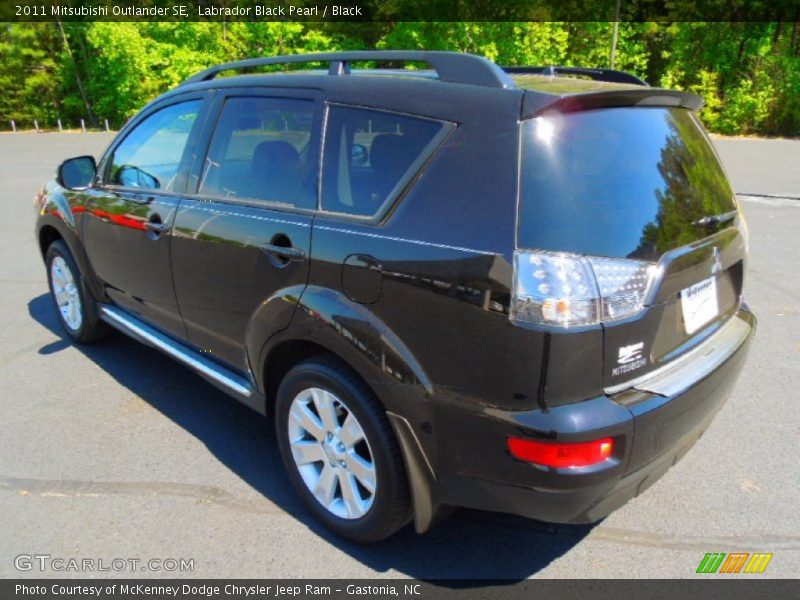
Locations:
171;90;321;372
82;97;207;338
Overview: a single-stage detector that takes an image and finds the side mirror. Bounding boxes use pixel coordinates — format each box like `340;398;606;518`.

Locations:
57;156;96;190
351;143;369;167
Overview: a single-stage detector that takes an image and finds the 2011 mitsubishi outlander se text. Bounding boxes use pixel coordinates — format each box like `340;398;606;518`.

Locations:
34;52;755;543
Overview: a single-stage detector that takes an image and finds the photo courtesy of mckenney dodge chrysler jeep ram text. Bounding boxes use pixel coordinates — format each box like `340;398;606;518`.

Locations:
34;51;755;543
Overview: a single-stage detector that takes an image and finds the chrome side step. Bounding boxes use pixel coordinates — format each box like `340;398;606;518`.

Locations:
99;305;264;413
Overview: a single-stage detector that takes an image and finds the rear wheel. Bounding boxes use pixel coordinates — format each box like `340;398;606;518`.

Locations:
45;240;109;344
275;356;411;543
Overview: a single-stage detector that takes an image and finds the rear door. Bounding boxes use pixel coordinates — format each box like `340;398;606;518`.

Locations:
171;89;321;372
83;95;209;338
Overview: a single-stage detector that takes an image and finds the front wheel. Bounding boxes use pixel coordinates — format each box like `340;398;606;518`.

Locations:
275;357;411;543
45;240;109;344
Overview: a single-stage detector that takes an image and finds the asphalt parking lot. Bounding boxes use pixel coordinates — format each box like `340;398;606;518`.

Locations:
0;132;798;579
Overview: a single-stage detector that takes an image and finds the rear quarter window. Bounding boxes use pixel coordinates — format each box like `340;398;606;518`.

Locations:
518;107;736;260
321;106;443;218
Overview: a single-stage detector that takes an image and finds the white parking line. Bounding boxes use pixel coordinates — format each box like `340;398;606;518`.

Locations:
738;195;800;207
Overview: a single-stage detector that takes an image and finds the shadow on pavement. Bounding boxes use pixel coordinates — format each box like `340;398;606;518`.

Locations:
28;292;593;582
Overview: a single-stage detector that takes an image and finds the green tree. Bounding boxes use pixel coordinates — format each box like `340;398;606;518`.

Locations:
0;23;61;126
0;21;798;136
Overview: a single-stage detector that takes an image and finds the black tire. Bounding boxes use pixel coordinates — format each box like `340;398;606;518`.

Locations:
45;240;110;344
275;356;411;543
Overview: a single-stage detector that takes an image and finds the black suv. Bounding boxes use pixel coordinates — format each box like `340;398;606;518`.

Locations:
35;51;755;543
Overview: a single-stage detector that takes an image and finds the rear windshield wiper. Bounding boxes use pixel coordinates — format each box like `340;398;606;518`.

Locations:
693;210;738;228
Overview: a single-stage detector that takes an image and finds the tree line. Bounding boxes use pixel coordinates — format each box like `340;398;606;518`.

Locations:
0;21;798;137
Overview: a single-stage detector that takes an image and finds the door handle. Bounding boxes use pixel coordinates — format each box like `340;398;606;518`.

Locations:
260;244;306;261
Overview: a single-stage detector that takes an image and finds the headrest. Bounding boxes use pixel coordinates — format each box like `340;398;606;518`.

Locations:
251;140;300;176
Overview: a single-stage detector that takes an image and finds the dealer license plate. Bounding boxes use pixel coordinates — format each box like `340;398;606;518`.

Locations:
681;276;719;334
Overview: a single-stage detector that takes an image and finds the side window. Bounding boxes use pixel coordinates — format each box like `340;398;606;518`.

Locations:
198;97;316;208
108;101;201;192
321;106;443;217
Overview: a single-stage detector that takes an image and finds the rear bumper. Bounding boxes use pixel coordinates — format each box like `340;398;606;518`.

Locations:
432;307;755;523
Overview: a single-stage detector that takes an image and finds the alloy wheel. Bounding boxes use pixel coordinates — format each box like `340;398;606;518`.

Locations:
50;255;83;331
287;387;377;520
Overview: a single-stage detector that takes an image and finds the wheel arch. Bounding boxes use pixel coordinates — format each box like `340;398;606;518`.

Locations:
252;285;433;407
38;224;64;259
263;339;340;413
36;185;106;304
255;286;447;533
262;334;447;534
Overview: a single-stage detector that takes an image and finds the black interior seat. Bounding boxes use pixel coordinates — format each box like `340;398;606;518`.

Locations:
240;140;302;203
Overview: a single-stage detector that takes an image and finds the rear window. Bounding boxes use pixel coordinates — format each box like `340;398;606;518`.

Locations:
518;107;737;260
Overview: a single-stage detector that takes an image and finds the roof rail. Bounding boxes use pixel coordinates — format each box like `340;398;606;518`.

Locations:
503;65;648;87
182;51;516;89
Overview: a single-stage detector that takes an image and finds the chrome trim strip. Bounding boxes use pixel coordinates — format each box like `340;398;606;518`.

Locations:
99;305;252;398
179;204;310;228
173;203;494;256
604;314;751;397
313;224;496;256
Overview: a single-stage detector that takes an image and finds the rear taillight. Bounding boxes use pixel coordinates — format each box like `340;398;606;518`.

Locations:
511;250;660;327
507;436;613;469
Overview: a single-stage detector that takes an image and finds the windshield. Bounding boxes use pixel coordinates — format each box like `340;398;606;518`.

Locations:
518;107;737;261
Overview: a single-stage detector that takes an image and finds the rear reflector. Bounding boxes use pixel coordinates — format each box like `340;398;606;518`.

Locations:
507;436;613;469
